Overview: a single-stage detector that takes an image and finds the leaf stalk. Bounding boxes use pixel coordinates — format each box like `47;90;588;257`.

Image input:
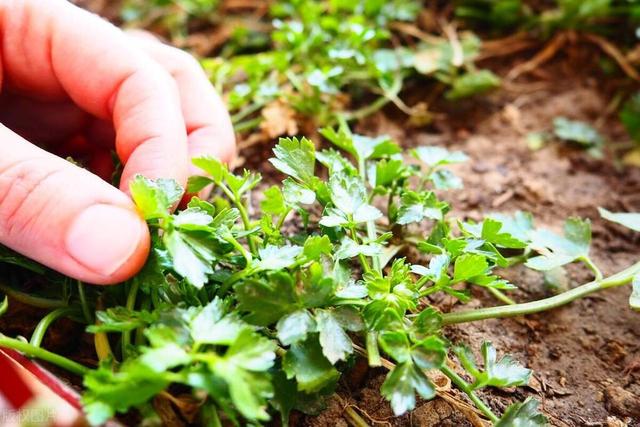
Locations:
442;261;640;325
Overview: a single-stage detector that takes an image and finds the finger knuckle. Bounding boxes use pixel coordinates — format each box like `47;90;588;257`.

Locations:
172;48;203;74
0;159;64;237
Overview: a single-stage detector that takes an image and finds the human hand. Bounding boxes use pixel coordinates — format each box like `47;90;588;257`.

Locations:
0;0;235;284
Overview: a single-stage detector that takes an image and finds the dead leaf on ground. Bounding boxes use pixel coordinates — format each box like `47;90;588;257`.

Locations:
260;100;299;139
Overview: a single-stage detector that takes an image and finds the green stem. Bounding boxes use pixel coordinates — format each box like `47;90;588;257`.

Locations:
342;96;391;122
0;283;67;309
333;298;368;307
349;227;373;274
442;261;640;325
0;335;89;376
356;157;381;273
77;281;92;323
580;256;604;281
220;267;256;294
343;406;371;427
122;280;140;359
487;287;516;305
0;295;7;317
233;117;262;133
219;183;258;254
366;331;381;367
276;208;293;230
419;285;441;297
225;235;253;265
30;308;77;348
231;101;267;124
440;365;499;423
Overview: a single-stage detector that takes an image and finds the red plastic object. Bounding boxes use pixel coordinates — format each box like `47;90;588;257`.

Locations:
0;348;82;410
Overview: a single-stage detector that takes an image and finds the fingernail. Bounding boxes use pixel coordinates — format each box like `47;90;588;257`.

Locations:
65;204;145;277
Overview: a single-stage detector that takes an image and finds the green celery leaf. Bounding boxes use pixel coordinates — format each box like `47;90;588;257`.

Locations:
620;92;640;142
479;342;531;388
213;330;276;420
495;398;548;427
173;207;214;228
224;329;276;371
325;173;382;224
480;218;528;248
316;148;357;175
454;342;531;389
300;262;337;308
164;230;216;288
553;117;604;147
315;309;354;364
255;244;303;270
187;175;213;194
88;307;157;333
261;185;287;215
411;336;447;370
489;211;534;244
526;218;591;271
277;310;317;346
375;158;407;187
320;127;400;161
138;343;191;372
225;169;261;196
283;337;340;393
303;235;332;260
453;253;489;283
270;137;316;183
598;207;640;232
192;156;226;183
446;70;500;99
334;237;382;261
379;330;412;363
380;362;436;416
411;254;450;283
190;297;245;345
430;169;463;190
82;362;170;425
397;191;447;225
130;176;183;220
283;177;316;206
411;307;443;339
335;279;368;299
412;146;468;168
236;272;299;326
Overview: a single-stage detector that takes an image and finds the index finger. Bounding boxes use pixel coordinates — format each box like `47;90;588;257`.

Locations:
0;0;190;191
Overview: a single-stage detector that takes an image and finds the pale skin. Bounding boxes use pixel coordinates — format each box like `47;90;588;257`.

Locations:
0;0;236;285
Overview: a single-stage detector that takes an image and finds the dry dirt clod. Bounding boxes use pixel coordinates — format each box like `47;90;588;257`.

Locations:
604;385;640;418
605;416;628;427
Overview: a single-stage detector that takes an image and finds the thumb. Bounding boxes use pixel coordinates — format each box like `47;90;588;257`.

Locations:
0;125;150;285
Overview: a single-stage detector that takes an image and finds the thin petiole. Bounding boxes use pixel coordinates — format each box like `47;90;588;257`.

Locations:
440;364;499;423
0;283;67;309
77;281;93;324
0;334;89;376
580;256;604;281
366;331;381;367
30;307;77;348
121;280;140;359
225;235;253;265
487;287;516;305
0;295;7;317
442;261;640;325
